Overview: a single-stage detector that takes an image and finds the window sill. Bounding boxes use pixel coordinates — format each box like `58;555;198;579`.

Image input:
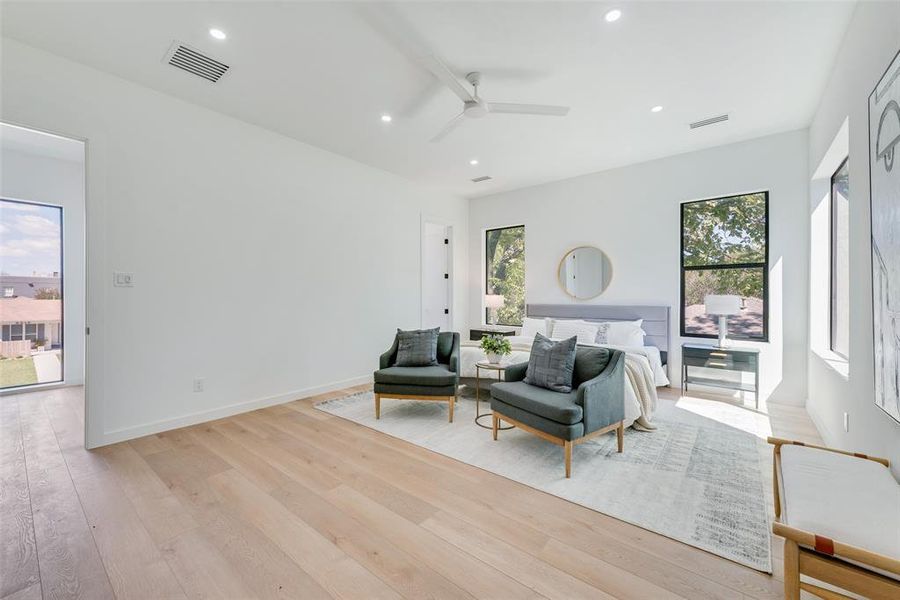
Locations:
812;348;849;380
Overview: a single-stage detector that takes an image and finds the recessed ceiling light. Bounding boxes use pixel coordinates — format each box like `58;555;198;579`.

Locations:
381;114;392;123
469;159;479;166
604;9;622;23
209;28;226;40
651;105;664;113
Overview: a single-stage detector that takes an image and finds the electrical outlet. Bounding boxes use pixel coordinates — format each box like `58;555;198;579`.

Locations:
843;412;849;432
193;378;205;393
113;272;134;287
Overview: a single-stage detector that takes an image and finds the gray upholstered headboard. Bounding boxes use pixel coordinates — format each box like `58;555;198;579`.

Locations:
526;304;671;364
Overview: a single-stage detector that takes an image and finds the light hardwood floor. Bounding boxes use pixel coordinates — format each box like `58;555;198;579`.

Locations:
1;384;823;600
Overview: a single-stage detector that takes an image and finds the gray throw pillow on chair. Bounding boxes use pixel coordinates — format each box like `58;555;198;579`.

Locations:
524;333;578;393
395;328;439;367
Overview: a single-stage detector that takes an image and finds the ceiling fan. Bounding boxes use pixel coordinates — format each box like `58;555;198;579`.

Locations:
419;55;570;142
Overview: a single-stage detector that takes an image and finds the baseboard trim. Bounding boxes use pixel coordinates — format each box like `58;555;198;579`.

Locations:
805;403;834;445
92;374;372;448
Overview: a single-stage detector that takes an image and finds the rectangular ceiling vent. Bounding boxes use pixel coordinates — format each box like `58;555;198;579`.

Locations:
471;175;493;183
164;42;229;83
690;114;729;129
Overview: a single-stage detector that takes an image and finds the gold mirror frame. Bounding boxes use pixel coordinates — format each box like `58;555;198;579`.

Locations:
557;245;613;300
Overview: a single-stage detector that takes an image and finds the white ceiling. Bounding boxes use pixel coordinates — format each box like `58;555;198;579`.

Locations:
0;1;854;197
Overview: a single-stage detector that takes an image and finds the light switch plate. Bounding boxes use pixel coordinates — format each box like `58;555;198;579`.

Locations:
114;272;134;287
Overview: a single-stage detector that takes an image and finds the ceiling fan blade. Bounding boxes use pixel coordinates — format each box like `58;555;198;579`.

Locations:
418;55;474;103
430;113;466;143
488;102;570;116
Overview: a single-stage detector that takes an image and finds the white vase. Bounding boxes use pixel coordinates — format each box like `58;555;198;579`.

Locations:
486;353;501;364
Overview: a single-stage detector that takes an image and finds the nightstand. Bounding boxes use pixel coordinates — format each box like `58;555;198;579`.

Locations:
469;328;516;341
682;343;761;408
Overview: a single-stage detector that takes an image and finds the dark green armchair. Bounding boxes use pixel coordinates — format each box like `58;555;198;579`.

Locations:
373;331;460;422
490;347;625;477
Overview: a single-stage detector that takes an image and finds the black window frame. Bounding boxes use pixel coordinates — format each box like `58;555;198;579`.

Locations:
680;191;770;342
484;224;525;327
830;157;850;359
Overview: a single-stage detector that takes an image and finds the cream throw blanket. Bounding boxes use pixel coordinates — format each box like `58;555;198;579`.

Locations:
461;340;658;430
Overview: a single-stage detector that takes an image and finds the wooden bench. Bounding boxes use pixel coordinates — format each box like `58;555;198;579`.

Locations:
769;437;900;599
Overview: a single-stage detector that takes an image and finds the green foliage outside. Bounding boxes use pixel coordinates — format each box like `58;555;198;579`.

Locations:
486;226;525;325
0;357;38;388
682;193;766;306
33;288;61;299
684;268;764;307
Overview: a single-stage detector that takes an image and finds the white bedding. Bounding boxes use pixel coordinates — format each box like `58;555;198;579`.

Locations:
462;335;669;386
460;335;669;429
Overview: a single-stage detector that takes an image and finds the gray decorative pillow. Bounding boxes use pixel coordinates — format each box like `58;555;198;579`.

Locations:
395;328;439;367
524;333;578;393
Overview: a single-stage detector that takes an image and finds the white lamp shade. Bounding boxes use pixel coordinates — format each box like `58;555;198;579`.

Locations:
704;294;741;315
484;294;505;309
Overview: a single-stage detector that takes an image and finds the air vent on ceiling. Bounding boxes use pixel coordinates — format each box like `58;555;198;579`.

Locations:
690;114;729;129
471;175;493;183
164;42;229;83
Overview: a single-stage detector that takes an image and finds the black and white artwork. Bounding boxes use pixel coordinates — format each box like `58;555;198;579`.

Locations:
870;48;900;424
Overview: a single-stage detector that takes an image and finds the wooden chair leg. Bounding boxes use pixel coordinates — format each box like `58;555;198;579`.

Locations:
564;440;573;478
783;539;801;600
616;422;624;452
375;393;381;420
773;458;781;519
492;412;499;440
448;395;454;423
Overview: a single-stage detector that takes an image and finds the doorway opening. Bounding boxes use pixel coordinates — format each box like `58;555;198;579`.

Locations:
0;123;85;391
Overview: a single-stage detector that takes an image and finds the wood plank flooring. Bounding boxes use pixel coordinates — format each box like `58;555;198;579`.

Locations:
0;384;824;599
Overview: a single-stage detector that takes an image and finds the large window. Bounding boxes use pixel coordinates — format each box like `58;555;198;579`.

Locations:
681;192;768;340
0;198;64;389
830;158;849;358
485;225;525;326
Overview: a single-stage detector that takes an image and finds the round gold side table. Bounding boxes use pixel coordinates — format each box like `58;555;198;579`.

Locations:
474;361;515;430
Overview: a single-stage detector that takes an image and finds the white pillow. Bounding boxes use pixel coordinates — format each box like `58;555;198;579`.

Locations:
595;319;645;347
520;317;549;338
551;319;599;345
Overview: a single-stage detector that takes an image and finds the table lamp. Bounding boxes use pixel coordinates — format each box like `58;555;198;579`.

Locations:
704;294;741;348
484;294;505;326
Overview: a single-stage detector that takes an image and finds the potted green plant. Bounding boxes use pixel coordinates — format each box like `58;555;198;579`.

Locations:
480;334;512;364
33;338;47;352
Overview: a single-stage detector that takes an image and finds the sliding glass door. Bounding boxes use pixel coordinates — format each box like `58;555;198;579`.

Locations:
0;198;64;389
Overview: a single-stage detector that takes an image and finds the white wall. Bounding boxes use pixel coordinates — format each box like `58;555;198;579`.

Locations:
806;1;900;475
1;38;468;447
0;147;85;385
469;130;809;405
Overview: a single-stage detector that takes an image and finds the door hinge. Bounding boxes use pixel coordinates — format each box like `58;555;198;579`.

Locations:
444;238;449;244
85;327;90;335
444;309;449;315
444;273;449;279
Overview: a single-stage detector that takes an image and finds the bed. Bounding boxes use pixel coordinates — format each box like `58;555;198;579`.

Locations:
460;304;671;430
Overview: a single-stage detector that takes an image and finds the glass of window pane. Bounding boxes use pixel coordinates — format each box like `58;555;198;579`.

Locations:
485;226;525;326
831;159;849;358
683;268;765;338
682;193;767;267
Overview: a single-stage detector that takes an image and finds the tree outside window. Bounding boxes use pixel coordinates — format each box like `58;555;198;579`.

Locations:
485;225;525;326
681;192;768;340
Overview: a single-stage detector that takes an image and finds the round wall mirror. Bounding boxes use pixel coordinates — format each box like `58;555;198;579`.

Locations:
558;246;613;299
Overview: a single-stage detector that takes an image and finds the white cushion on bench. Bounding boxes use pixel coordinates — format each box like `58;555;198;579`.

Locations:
780;444;900;563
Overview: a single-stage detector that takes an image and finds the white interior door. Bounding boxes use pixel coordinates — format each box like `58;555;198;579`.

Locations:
422;221;451;331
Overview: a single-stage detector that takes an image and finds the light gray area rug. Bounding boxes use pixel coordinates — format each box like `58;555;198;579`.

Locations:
316;388;773;572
